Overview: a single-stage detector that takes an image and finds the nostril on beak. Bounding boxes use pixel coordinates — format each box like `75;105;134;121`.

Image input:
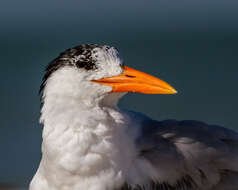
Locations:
125;75;136;78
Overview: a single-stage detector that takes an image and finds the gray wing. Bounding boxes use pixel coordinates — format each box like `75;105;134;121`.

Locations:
132;113;238;190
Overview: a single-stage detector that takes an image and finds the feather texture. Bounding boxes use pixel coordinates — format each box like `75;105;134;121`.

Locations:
31;44;238;190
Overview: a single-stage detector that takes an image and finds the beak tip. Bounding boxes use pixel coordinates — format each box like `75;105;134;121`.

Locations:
172;89;178;94
166;86;177;94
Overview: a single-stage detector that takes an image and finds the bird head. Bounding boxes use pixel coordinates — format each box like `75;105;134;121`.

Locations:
40;44;177;107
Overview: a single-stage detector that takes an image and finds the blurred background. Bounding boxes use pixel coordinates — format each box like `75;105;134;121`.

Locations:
1;0;238;189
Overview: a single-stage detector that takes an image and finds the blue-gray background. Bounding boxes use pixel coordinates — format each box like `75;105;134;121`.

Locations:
1;0;238;188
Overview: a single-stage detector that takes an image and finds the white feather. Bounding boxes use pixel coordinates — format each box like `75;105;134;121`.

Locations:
30;46;238;190
30;64;158;190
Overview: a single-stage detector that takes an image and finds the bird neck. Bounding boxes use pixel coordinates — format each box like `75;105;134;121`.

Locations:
32;89;138;190
40;67;126;123
40;90;126;124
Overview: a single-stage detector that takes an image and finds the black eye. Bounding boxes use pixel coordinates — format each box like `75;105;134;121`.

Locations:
76;60;97;70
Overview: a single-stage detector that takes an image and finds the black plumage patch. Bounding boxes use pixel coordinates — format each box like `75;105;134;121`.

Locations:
39;44;113;107
116;175;197;190
39;44;106;94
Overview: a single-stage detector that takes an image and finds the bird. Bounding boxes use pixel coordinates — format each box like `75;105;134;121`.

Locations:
30;44;238;190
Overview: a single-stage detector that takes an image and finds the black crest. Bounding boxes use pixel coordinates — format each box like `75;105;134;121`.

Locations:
39;44;109;94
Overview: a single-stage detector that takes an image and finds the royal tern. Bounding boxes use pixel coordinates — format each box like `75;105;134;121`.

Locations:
30;44;238;190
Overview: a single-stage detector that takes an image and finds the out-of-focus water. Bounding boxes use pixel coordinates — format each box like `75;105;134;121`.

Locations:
1;0;238;188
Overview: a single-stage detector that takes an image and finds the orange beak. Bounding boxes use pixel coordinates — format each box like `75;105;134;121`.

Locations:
92;66;177;94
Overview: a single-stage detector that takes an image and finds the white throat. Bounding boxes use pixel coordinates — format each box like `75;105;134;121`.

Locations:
30;67;146;190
